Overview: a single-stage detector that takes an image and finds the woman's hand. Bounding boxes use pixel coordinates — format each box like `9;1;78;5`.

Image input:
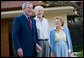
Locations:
51;53;55;57
68;52;71;57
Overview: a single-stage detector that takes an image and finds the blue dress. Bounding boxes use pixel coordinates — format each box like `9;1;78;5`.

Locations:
54;41;68;57
50;26;73;57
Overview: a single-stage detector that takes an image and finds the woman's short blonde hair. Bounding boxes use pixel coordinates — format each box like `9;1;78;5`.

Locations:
54;16;64;26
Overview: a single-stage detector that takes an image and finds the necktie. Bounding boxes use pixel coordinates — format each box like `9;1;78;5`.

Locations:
28;17;33;31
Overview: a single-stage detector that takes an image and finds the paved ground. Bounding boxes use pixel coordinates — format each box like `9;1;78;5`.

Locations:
71;52;81;57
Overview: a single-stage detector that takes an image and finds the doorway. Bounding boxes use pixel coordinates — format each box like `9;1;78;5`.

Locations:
8;19;15;56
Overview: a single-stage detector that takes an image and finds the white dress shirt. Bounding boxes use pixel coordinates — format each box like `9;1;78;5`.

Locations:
34;16;50;44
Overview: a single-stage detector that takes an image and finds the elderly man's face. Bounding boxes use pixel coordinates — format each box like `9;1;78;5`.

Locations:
35;7;44;18
23;4;33;16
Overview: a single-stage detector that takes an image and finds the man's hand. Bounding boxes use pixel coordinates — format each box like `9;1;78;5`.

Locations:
17;48;23;57
36;44;42;53
49;44;51;48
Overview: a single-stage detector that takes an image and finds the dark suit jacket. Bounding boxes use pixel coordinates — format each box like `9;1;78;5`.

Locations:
12;14;38;56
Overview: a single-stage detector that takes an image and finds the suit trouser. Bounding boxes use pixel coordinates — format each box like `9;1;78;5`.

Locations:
37;40;50;57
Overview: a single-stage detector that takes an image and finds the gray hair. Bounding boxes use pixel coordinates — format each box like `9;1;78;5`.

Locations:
34;6;44;11
22;2;33;9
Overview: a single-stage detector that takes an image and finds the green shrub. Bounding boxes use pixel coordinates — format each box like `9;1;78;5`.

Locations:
73;45;83;52
77;50;83;57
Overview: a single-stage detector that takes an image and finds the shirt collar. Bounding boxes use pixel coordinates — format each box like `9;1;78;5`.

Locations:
35;16;44;21
24;13;30;19
34;16;39;20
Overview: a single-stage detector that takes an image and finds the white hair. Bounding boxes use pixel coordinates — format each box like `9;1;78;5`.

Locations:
34;6;44;11
22;2;33;9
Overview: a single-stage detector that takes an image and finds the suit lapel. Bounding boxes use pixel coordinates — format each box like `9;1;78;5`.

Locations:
22;14;33;33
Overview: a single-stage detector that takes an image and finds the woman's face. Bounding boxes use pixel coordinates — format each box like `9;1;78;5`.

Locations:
55;19;62;27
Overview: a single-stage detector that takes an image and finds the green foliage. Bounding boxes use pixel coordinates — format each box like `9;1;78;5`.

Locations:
43;1;83;16
73;45;83;52
77;50;83;57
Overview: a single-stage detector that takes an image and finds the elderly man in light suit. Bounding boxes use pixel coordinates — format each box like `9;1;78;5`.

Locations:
34;6;51;57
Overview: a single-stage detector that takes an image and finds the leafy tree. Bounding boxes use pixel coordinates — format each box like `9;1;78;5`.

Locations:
43;1;83;16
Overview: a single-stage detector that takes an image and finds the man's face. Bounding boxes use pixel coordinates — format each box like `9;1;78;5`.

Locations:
23;4;33;16
35;7;44;18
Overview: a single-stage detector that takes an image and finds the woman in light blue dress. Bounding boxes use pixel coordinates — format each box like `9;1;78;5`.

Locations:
50;16;73;57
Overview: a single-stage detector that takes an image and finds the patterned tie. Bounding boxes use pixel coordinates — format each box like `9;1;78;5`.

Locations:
28;17;33;31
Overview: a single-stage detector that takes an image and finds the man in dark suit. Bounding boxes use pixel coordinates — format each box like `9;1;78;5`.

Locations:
12;2;42;57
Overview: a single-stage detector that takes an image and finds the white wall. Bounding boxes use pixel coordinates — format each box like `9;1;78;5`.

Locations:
44;13;67;30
